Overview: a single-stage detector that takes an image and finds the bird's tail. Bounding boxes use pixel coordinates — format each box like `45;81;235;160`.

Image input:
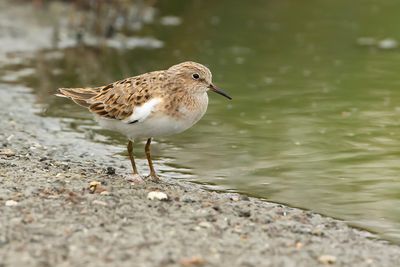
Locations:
56;87;100;108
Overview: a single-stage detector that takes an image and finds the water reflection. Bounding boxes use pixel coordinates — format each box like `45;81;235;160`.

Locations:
2;0;400;242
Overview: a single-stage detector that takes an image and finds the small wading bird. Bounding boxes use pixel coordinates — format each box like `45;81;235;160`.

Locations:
56;61;231;181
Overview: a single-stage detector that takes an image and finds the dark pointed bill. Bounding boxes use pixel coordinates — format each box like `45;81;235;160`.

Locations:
209;84;232;100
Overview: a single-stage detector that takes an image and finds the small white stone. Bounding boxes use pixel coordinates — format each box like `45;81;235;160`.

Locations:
318;255;337;264
230;195;240;201
198;221;212;228
147;191;169;201
5;200;18;206
92;200;108;206
6;134;14;141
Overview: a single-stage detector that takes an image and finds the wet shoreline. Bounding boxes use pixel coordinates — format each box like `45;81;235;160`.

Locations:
1;84;400;266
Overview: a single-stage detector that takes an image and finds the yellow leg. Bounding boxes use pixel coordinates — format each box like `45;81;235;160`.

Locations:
145;138;159;180
127;140;139;175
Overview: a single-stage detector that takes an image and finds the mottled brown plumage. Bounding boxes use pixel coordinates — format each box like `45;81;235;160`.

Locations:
57;71;169;120
56;61;231;181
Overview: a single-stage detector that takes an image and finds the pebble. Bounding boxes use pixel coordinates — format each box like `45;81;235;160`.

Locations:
295;242;303;250
89;180;101;187
5;200;18;206
105;166;116;175
311;228;324;236
318;255;337;265
198;221;212;228
237;209;251;217
228;193;241;201
147;191;169;201
181;194;197;203
92;200;108;206
0;148;16;157
6;134;14;141
89;181;107;194
179;256;205;266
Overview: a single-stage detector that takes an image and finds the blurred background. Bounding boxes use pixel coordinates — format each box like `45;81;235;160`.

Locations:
2;0;400;242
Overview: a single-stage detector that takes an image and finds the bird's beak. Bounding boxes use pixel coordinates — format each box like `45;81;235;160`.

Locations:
209;84;232;100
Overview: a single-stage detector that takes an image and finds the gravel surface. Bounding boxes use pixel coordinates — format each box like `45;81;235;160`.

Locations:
1;84;400;267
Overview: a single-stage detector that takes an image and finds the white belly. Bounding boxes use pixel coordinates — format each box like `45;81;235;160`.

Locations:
96;111;205;140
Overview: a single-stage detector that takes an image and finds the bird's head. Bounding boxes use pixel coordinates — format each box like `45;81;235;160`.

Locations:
167;61;232;100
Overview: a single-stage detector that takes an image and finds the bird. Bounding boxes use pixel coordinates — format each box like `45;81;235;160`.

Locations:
56;61;232;181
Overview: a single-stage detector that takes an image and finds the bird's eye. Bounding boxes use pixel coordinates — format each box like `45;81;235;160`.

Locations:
192;73;200;80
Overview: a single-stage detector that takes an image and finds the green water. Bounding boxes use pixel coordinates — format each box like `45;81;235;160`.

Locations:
3;0;400;242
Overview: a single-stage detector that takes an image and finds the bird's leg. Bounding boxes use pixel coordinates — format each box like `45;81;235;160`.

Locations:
125;140;145;183
145;138;160;181
127;140;139;175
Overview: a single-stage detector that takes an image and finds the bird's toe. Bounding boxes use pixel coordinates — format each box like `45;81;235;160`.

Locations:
146;173;161;183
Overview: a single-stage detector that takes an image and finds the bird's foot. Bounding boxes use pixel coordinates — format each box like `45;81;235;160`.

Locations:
146;173;161;183
125;173;145;185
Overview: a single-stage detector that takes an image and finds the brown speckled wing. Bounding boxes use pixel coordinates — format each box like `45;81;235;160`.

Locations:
88;71;164;121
